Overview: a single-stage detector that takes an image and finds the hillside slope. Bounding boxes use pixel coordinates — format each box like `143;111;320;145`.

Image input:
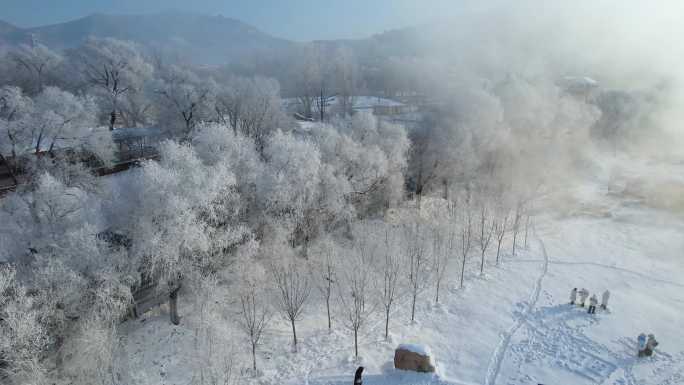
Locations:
0;12;294;64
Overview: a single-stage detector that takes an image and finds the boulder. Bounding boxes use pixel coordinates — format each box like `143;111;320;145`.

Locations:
394;344;435;373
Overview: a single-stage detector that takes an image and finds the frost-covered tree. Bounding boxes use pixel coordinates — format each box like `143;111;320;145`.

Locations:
0;86;99;156
0;85;115;169
404;223;430;322
117;84;155;128
0;265;51;385
0;86;33;182
309;237;338;331
32;87;98;154
458;200;474;289
511;200;523;257
341;113;409;208
214;76;287;153
307;113;409;216
407;77;507;203
237;281;270;372
494;207;509;266
120;140;244;324
331;47;359;117
187;272;238;385
337;247;373;359
0;173;135;384
258;130;324;250
191;122;262;182
407;121;445;204
376;227;402;339
431;224;454;303
70;38;153;130
62;317;121;385
7;43;62;95
155;66;214;136
477;199;496;275
270;259;311;352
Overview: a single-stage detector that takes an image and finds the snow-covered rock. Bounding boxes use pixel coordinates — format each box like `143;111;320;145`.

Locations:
394;344;435;373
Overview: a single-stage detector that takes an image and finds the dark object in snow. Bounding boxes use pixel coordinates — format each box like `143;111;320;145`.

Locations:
644;334;659;357
169;285;181;325
353;366;364;385
394;344;435;373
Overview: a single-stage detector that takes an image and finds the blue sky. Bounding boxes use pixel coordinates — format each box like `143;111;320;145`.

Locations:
1;0;486;41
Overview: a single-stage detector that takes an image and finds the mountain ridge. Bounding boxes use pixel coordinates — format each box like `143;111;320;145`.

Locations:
0;12;295;64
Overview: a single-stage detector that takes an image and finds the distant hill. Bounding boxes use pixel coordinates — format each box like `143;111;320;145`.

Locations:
0;11;295;65
0;20;20;49
0;20;18;35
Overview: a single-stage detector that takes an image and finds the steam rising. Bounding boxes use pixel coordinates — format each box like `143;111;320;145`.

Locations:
421;0;683;152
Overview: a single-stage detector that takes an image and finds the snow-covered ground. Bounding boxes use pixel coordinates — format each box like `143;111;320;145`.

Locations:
119;157;684;385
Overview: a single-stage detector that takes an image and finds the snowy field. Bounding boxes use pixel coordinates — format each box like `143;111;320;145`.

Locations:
119;158;684;385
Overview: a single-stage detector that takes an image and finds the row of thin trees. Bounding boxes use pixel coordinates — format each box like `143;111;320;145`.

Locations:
233;193;535;372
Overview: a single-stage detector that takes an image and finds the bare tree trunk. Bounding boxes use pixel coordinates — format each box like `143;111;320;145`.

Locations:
291;319;298;352
512;203;522;256
460;255;466;288
512;231;518;256
109;110;116;131
416;186;423;210
252;344;257;371
410;290;417;322
496;238;503;265
524;215;531;248
354;329;359;358
385;308;390;340
480;250;486;275
326;295;332;330
169;287;180;325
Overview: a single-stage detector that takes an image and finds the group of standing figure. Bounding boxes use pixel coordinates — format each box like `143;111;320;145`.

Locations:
569;288;661;358
570;288;610;314
637;333;659;357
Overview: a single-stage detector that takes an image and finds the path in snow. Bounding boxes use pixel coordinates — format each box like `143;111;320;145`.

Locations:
484;229;549;385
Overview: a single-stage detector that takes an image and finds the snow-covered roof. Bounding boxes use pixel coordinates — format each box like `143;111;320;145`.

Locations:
397;343;432;356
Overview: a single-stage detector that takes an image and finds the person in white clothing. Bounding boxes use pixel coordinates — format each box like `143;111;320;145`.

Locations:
588;294;598;314
570;288;578;305
601;290;610;310
578;288;589;307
